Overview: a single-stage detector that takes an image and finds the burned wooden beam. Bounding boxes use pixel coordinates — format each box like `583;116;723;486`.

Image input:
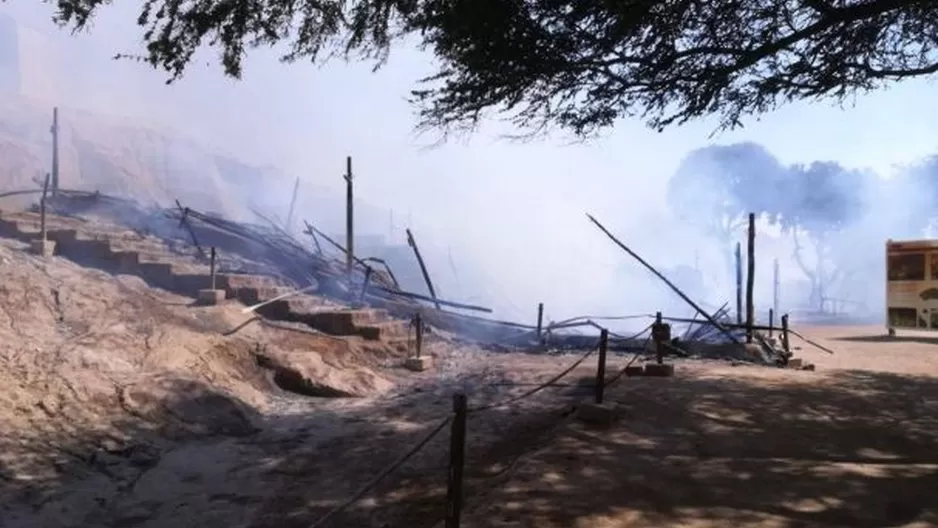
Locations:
586;213;739;344
376;287;492;313
303;220;324;255
406;228;441;309
174;200;207;260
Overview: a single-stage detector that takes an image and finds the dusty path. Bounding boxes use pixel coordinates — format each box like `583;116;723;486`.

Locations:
453;326;938;528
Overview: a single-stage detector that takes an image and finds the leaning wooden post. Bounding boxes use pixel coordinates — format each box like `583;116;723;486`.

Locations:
344;156;354;280
781;314;790;355
209;247;217;290
768;308;774;338
536;303;544;341
595;329;608;405
406;228;441;310
735;242;743;325
445;393;468;528
745;213;755;344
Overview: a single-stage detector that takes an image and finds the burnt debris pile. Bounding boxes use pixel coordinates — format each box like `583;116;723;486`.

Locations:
0;188;830;364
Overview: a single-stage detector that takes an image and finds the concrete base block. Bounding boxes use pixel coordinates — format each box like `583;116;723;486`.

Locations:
643;363;675;377
30;239;56;258
197;289;226;306
624;365;645;377
405;356;432;372
576;401;617;426
787;358;803;369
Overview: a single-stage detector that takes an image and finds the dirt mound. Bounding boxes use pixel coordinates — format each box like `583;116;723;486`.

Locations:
0;237;406;513
118;376;260;437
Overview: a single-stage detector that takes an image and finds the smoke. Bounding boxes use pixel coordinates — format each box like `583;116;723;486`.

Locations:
668;141;938;320
4;2;936;332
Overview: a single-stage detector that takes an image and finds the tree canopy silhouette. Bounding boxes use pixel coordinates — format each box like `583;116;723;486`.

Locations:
38;0;938;135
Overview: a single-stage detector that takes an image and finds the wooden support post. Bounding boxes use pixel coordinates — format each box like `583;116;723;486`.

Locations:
773;257;780;317
768;308;774;338
345;156;354;279
735;242;743;325
51;107;59;196
40;173;50;241
655;311;665;364
745;213;755;344
406;228;441;310
536;303;544;341
414;313;423;358
445;393;468;528
209;247;217;290
595;329;608;405
781;314;790;355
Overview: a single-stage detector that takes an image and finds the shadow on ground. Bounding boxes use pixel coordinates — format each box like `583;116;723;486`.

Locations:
457;367;938;528
3;364;937;528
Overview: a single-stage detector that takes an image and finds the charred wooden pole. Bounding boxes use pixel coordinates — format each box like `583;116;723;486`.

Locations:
781;314;790;355
536;302;544;341
595;329;608;404
745;213;755;344
773;257;780;316
587;213;739;343
209;247;217;289
406;228;441;310
735;242;743;325
51;107;59;196
653;311;667;364
345;156;354;280
414;312;423;358
40;173;50;241
768;308;774;338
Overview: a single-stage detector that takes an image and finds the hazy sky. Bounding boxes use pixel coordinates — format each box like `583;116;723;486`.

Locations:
4;2;938;323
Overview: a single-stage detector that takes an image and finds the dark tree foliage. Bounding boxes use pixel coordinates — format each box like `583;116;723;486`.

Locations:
26;0;938;136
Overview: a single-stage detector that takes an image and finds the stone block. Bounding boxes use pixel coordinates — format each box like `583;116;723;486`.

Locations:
643;363;675;377
576;401;617;426
197;289;226;306
624;365;645;377
29;239;56;257
787;358;804;369
405;356;432;372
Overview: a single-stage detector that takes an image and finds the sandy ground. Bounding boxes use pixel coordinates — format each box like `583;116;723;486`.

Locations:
2;234;938;528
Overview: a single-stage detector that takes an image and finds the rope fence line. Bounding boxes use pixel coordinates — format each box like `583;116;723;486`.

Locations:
309;415;454;528
293;305;803;527
303;334;616;528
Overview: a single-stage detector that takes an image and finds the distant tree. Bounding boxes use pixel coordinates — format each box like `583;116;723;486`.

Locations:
891;156;938;236
772;162;871;311
36;0;938;137
666;142;787;276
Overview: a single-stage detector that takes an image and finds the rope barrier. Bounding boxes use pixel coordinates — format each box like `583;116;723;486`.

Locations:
467;337;602;414
308;415;453;528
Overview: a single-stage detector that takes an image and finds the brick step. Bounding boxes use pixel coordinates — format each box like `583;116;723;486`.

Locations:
357;321;410;341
